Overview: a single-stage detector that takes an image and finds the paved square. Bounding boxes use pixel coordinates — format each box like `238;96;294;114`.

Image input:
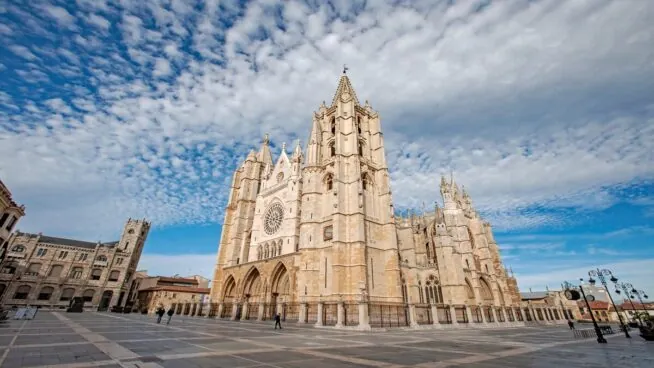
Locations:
0;311;652;367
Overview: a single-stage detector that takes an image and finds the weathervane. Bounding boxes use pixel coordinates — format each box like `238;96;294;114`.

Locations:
343;64;349;74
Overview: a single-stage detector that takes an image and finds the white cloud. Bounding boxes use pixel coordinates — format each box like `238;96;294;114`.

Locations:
137;253;215;281
0;0;653;241
516;258;654;297
9;45;38;60
42;5;76;28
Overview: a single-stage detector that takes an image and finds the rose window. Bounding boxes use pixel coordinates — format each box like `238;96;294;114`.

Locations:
264;203;284;235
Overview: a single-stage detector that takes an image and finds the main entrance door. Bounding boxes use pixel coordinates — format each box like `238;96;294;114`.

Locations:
98;290;113;311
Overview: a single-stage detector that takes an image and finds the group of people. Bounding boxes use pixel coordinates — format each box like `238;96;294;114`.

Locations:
155;306;175;324
154;305;284;329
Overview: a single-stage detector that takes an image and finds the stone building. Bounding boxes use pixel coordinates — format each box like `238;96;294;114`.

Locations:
521;290;580;322
0;219;150;311
209;72;548;329
0;178;25;261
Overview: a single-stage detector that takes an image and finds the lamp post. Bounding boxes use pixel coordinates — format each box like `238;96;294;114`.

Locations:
578;279;607;344
615;282;643;327
588;269;630;338
631;288;649;323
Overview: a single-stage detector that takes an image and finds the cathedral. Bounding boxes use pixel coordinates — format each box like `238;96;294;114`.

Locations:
209;72;524;328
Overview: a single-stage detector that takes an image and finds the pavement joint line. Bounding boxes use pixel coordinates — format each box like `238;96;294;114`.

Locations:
52;312;157;368
0;319;27;367
287;347;408;368
155;347;280;360
24;359;118;368
4;341;92;349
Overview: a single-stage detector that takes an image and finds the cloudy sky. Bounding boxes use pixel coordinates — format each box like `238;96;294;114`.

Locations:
1;0;653;296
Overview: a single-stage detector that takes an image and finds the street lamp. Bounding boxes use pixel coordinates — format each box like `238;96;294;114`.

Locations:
614;282;643;327
588;269;630;338
563;280;607;344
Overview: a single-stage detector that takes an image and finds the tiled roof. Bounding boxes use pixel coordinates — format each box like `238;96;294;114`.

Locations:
37;235;118;249
157;276;198;284
140;286;210;294
577;300;610;309
618;302;654;310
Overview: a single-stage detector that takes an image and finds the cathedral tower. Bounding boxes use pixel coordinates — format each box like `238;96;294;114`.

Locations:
297;72;402;302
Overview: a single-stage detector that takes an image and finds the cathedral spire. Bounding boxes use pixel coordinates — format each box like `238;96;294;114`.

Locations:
257;133;273;167
330;70;360;106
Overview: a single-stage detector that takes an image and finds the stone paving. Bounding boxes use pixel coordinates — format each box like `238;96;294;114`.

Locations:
0;311;652;368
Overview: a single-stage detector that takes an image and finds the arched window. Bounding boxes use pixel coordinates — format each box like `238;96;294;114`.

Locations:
38;286;54;300
276;172;284;183
14;285;31;300
425;243;431;260
358;141;363;156
278;243;282;256
329;142;336;157
401;279;408;303
1;261;18;274
326;174;333;191
70;267;83;279
418;281;424;303
257;245;262;260
83;289;95;303
60;288;75;301
27;262;42;275
362;174;368;190
330;117;336;134
11;245;25;252
90;268;102;281
265;244;270;258
96;255;107;262
357;116;362;134
108;270;120;282
424;276;443;304
48;265;63;277
271;246;276;257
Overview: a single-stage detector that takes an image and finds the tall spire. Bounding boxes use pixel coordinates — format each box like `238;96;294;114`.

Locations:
257;133;273;166
330;69;360;106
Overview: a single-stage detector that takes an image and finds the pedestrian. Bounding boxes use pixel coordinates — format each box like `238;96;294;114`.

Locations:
166;307;174;325
156;307;165;324
274;312;282;329
567;320;575;330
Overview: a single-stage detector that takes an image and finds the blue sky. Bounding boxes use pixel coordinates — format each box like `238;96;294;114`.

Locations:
1;0;653;295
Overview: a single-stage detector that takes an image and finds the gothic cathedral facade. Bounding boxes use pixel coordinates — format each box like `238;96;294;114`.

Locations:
210;73;521;326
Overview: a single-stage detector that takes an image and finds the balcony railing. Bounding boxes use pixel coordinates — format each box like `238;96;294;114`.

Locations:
94;260;108;267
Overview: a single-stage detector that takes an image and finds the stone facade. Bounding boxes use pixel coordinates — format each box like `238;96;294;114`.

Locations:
521;290;581;323
0;178;25;261
209;73;548;329
0;219;150;311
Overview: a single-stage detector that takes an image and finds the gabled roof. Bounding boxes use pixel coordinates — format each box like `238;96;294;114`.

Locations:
330;73;360;106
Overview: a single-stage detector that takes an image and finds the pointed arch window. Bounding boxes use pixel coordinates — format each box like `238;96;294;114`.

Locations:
276;172;284;183
326;174;333;191
329;142;336;157
362;174;368;190
330;117;336;135
425;243;431;260
357;116;362;134
424;275;443;304
358;141;364;156
418;281;424;303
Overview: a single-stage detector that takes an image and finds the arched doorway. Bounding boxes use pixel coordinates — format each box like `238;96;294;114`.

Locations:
270;263;290;304
243;268;263;302
98;290;113;311
464;279;476;304
222;276;236;302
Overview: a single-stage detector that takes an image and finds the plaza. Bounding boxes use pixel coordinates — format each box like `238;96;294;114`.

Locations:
0;312;652;368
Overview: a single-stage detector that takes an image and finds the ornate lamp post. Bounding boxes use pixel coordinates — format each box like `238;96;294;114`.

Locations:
588;269;630;338
563;280;607;344
614;282;644;327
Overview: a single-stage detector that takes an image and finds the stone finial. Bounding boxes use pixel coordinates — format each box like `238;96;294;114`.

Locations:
263;133;270;145
281;142;286;152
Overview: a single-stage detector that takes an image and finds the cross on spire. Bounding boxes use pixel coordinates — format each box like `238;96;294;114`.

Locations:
343;64;349;74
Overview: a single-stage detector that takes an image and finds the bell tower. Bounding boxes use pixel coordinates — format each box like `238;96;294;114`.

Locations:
298;70;402;302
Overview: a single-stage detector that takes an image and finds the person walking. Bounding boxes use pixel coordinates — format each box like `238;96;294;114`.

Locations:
567;320;575;330
156;307;165;324
274;313;282;330
166;307;174;325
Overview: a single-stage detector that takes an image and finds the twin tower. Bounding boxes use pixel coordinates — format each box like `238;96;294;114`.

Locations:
210;72;520;315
